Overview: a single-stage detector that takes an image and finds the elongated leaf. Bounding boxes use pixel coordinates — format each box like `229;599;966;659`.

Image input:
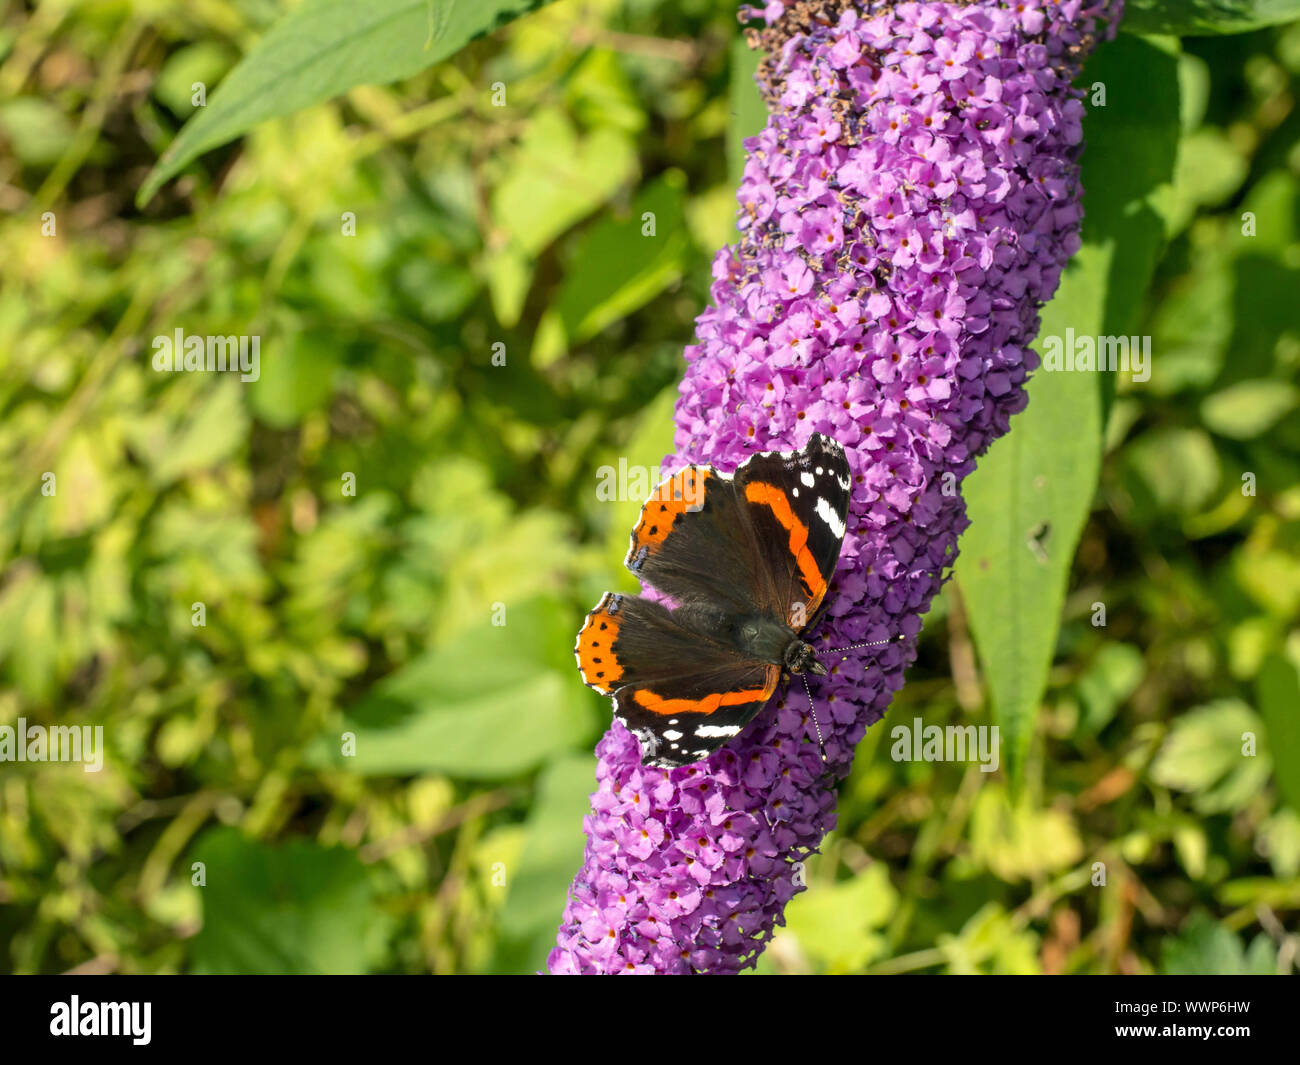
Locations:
1258;655;1300;813
955;369;1103;785
955;37;1181;784
138;0;555;204
728;37;766;195
490;753;595;972
1124;0;1300;35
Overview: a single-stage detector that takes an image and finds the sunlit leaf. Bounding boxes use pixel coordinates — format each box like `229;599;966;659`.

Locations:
1257;655;1300;812
305;598;593;778
139;0;557;204
956;36;1180;784
1125;0;1300;36
1160;912;1277;975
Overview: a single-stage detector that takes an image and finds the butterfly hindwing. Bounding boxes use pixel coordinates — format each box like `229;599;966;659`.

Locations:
615;661;780;768
574;593;753;692
733;433;851;630
573;593;779;766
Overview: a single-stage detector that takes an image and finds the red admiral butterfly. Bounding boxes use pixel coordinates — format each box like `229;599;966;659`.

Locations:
575;433;898;768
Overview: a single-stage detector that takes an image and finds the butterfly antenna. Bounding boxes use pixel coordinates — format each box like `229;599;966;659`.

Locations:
801;670;826;763
824;632;907;654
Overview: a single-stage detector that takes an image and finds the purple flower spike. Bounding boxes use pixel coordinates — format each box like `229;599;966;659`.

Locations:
550;0;1123;975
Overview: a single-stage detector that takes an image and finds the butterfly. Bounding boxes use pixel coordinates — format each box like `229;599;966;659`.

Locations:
574;433;899;768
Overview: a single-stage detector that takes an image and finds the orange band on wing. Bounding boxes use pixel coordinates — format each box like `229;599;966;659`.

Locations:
629;467;710;560
575;597;624;693
632;674;776;717
743;481;827;605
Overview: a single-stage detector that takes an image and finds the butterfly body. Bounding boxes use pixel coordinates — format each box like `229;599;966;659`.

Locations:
669;605;825;676
574;433;852;768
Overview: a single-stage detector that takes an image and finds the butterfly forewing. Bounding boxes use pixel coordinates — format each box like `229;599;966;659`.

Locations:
732;433;851;630
624;465;777;617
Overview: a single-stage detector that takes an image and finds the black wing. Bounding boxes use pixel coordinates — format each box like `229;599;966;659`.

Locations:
574;592;779;767
731;433;851;631
624;464;779;617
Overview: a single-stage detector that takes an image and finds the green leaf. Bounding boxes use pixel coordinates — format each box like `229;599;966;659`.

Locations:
727;37;766;197
395;257;480;322
968;786;1084;881
1124;427;1222;515
782;863;897;973
1071;36;1182;342
484;243;533;329
538;171;689;358
956;36;1180;785
190;827;391;974
1160;912;1277;975
249;328;341;428
1201;380;1300;440
152;42;237;117
490;107;637;258
565;48;646;134
305;598;592;778
0;97;75;166
1258;808;1300;877
603;383;681;593
940;903;1043;975
1075;642;1146;736
956;369;1102;785
1257;655;1300;812
1150;699;1272;813
123;377;250;488
1167;129;1249;237
1124;0;1300;36
138;0;556;205
490;753;595;972
1146;248;1233;395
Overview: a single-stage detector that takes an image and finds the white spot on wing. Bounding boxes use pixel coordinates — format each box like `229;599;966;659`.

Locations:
800;472;815;488
663;729;682;741
695;723;742;738
631;727;659;758
815;497;846;539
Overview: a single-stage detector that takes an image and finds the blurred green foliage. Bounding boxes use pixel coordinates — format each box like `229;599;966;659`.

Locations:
0;0;1298;975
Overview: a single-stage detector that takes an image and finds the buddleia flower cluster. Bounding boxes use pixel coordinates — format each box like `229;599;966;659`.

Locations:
550;0;1123;975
